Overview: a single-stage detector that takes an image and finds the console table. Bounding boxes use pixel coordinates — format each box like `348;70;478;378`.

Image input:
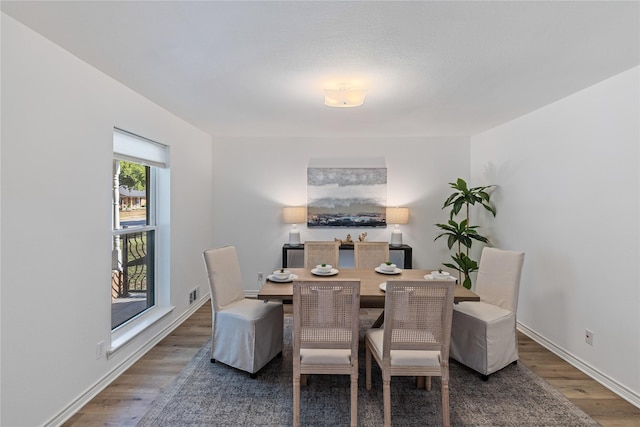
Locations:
282;243;412;269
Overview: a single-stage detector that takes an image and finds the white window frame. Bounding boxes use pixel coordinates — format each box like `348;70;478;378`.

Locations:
109;128;173;357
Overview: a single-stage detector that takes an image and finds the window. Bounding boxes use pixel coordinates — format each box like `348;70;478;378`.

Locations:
111;129;168;331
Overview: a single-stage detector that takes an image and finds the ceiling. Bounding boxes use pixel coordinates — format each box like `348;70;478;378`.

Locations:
2;1;638;138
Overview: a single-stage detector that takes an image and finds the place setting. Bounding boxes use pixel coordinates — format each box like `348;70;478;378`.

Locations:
424;269;457;283
310;263;339;276
267;269;298;283
374;261;402;275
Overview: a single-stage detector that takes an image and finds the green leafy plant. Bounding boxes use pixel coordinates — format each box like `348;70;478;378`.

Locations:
435;178;496;289
443;253;478;289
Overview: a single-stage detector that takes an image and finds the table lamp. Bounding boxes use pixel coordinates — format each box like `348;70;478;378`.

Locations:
283;206;306;246
386;207;409;246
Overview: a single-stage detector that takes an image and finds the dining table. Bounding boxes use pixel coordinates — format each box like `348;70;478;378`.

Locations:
257;267;480;327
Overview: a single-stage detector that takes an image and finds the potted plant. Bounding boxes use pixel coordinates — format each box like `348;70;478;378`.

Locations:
434;178;496;289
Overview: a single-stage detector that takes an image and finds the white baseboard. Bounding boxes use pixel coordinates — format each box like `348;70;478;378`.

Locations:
46;297;211;427
517;321;640;409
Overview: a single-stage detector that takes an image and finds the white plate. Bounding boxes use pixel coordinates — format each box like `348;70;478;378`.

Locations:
267;273;299;283
424;274;457;283
375;266;403;275
311;268;339;276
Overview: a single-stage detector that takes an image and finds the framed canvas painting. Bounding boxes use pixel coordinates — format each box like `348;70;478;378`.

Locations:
307;167;387;228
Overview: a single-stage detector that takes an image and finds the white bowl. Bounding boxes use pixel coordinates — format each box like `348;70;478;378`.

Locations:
431;271;450;280
380;263;397;272
272;270;291;280
315;264;332;273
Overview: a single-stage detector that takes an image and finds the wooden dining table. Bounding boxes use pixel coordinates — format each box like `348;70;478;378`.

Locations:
257;267;480;308
260;268;479;388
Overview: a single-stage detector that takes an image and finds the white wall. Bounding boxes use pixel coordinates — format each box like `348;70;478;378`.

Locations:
212;136;470;291
471;67;640;405
0;14;214;426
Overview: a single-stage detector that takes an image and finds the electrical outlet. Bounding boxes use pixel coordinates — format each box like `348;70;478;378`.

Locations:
188;286;200;305
585;329;594;346
96;341;105;359
258;272;264;285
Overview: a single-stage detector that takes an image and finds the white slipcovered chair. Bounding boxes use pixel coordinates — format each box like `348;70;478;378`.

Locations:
203;246;283;378
293;279;360;427
449;247;525;380
354;241;390;269
365;280;455;427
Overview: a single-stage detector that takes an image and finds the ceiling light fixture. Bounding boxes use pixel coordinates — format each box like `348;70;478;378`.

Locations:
324;84;367;108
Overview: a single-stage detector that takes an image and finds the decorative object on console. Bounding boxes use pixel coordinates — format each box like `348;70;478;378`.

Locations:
283;206;306;246
334;233;354;245
334;232;367;245
386;207;409;246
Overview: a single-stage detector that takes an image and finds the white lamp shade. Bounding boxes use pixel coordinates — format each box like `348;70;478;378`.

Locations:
386;207;409;225
283;206;306;224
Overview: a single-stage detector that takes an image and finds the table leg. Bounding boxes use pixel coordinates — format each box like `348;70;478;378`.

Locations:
282;246;288;268
371;311;384;328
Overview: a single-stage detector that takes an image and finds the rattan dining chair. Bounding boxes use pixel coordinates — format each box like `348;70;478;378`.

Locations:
303;241;340;269
354;241;390;269
203;246;283;378
365;280;455;427
293;279;361;427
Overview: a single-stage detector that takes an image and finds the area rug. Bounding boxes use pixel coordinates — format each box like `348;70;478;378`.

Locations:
139;314;600;426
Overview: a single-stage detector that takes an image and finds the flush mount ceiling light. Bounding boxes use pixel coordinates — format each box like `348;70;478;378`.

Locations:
324;84;367;108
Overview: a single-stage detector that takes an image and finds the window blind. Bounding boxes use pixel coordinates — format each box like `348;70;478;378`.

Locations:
113;128;169;168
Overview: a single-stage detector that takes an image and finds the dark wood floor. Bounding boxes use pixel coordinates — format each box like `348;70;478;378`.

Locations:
63;302;640;426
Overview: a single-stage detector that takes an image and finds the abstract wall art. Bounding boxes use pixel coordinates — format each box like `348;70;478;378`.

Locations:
307;167;387;228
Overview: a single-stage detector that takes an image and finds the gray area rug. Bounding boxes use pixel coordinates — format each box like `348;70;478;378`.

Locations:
139;314;600;426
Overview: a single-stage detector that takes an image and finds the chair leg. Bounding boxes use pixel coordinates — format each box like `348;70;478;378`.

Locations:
350;374;358;427
441;377;450;427
416;376;432;390
250;372;257;379
365;345;372;390
383;377;391;427
481;374;489;381
210;358;216;363
293;376;301;427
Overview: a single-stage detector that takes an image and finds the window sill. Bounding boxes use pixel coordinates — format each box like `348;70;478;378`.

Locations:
108;305;175;359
